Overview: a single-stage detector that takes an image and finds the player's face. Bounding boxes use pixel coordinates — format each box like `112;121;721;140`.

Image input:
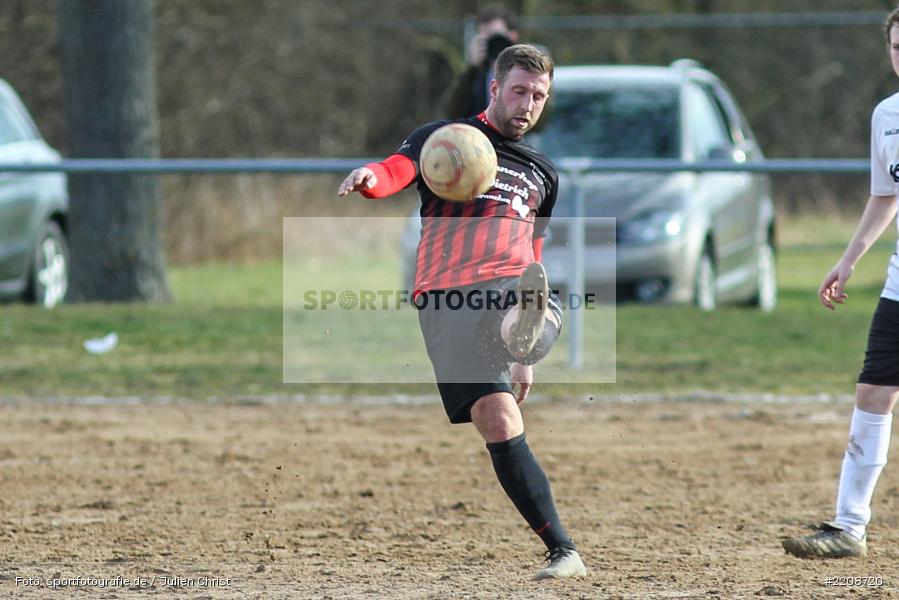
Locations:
891;26;899;79
488;67;551;138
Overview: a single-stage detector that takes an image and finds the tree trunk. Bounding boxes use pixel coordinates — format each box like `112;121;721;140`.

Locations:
57;0;170;302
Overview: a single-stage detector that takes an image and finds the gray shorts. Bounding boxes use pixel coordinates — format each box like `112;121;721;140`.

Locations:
416;277;562;424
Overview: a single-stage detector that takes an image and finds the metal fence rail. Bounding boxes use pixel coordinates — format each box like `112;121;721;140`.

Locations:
0;158;871;174
3;156;870;370
406;11;886;32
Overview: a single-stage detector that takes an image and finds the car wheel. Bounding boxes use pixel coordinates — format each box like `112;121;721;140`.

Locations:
693;245;716;311
751;238;777;312
25;221;69;308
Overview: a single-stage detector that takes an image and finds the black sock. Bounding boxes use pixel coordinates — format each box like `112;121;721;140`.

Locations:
486;433;574;551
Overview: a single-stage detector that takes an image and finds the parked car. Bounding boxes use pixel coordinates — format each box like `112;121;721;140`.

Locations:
400;59;776;311
0;79;69;308
534;60;776;310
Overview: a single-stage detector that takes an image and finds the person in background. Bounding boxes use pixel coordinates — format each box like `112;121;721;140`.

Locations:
444;4;520;119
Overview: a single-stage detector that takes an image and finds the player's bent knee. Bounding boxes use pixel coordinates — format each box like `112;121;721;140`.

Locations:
471;392;523;442
855;383;899;415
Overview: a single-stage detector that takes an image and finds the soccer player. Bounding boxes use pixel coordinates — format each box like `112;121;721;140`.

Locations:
337;44;586;579
781;6;899;559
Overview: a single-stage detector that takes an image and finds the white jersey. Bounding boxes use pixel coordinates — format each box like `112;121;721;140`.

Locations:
870;92;899;301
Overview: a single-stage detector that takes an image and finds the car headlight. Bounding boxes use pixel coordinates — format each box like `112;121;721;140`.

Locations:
617;210;684;245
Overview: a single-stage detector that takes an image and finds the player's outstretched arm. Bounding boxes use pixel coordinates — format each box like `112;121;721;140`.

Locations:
819;194;896;310
337;154;417;199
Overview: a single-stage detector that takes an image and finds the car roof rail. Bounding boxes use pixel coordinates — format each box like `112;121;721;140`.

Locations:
669;58;704;71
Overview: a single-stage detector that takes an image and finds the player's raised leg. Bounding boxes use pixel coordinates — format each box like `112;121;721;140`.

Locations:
470;391;586;579
502;262;562;364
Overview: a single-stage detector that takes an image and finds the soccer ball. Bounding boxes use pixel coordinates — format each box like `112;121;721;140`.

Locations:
420;124;497;202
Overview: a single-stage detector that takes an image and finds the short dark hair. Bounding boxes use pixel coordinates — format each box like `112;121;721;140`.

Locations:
494;44;553;85
477;4;518;31
885;5;899;43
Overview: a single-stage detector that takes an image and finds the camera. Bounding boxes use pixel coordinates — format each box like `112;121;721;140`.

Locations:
485;32;513;65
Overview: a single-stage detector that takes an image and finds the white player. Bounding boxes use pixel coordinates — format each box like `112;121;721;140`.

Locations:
782;5;899;558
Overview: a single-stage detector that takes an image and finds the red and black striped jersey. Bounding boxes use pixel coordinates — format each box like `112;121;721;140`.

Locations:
397;114;558;292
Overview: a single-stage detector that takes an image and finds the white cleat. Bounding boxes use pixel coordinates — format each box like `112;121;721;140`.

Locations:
508;262;549;360
782;522;867;559
534;547;587;580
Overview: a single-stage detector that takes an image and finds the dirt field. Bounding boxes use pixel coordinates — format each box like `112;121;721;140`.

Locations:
0;396;897;599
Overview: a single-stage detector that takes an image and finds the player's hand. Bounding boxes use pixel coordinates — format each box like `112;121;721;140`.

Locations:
818;262;853;310
466;34;487;66
337;167;377;196
510;362;533;405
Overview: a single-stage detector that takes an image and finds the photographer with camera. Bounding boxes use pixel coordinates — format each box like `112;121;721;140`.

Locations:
443;5;519;119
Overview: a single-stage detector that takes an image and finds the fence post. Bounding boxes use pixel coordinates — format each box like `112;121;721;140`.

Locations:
567;171;585;370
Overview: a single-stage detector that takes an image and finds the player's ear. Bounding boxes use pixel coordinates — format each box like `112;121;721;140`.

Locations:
490;79;499;101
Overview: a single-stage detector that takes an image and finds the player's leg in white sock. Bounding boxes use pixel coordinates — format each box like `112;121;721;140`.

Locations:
833;385;898;540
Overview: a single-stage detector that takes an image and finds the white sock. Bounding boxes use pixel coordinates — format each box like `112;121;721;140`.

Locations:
834;407;892;540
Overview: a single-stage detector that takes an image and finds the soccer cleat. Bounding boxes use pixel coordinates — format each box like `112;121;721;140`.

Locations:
535;546;587;580
507;262;549;360
781;522;867;559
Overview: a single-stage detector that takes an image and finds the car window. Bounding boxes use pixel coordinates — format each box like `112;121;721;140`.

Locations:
537;86;680;159
0;99;36;145
700;81;756;149
685;85;730;160
709;82;757;148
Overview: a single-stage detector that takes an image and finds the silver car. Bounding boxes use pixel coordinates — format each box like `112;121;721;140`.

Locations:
534;60;776;310
0;79;69;308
